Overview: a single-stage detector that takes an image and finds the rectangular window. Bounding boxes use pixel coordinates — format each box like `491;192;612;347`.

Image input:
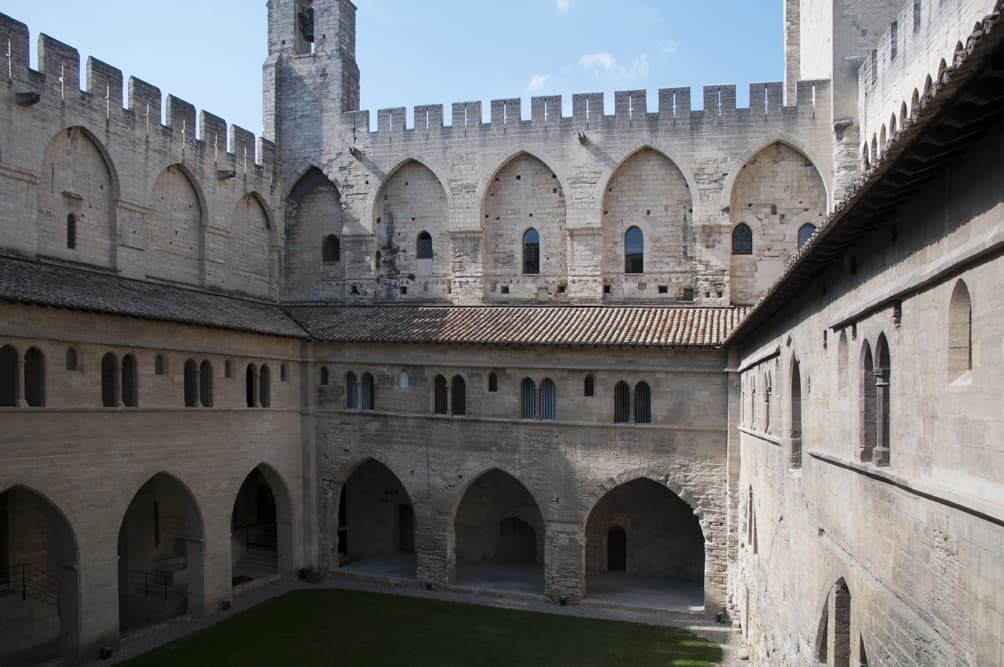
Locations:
890;22;898;61
913;0;922;32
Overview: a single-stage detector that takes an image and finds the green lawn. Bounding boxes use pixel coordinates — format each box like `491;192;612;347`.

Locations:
124;589;723;667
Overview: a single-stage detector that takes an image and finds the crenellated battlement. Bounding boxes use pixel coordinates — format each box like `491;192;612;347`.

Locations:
0;13;275;173
343;79;829;140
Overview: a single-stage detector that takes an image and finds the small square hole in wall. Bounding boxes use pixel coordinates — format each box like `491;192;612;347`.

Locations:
682;288;695;301
603;284;611;294
557;284;567;294
658;285;669;294
400;286;408;295
501;285;510;294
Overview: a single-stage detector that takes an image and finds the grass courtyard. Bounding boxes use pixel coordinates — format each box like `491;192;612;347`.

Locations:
124;589;723;666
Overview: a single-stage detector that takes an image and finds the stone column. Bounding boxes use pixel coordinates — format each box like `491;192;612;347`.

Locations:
543;521;583;603
415;506;450;587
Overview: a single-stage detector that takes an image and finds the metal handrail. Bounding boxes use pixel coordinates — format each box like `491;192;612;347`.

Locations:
233;521;277;551
1;563;59;606
127;569;174;600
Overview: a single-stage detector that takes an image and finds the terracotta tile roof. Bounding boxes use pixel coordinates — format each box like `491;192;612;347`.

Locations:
0;255;308;338
287;305;748;347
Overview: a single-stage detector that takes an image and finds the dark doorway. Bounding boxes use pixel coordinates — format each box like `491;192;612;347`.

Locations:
398;505;414;554
497;517;537;563
607;527;626;571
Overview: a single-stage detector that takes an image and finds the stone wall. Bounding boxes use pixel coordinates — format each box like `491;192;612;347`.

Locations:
732;118;1004;666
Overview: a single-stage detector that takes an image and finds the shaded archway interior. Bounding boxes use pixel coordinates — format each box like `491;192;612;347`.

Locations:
453;469;544;594
0;487;79;667
231;468;280;586
584;478;705;611
336;459;416;580
117;474;204;633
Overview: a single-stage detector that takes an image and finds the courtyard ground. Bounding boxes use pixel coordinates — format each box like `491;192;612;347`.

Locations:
121;588;723;667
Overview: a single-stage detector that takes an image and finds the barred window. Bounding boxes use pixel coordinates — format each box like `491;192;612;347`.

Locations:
634;382;651;424
614;381;631;423
520;378;536;419
540;379;557;420
361;373;375;410
451;375;466;416
345;372;358;409
434;375;448;414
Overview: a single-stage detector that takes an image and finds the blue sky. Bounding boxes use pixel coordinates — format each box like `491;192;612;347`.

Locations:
3;1;783;136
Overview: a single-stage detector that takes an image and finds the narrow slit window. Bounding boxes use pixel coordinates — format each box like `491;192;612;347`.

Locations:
121;354;138;408
345;372;358;409
584;375;594;397
634;382;651;424
451;375;466;416
434;375;448;414
66;214;77;250
523;228;540;275
488;372;498;393
520;378;536;419
246;365;257;407
259;364;271;408
361;373;375;410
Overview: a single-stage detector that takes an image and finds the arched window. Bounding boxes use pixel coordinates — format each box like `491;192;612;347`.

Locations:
361;372;375;410
199;360;213;407
859;343;875;462
790;359;802;468
434;375;448;414
65;347;78;372
584;375;594;397
322;234;340;263
764;372;772;432
0;345;17;406
417;231;433;260
948;280;972;379
875;335;891;466
540;379;556;420
798;223;816;250
246;364;257;407
451;375;466;416
259;364;271;408
520;378;536;419
66;214;77;250
522;228;540;274
634;382;651;424
399;371;409;389
732;223;753;255
319;367;329;386
624;226;644;273
837;331;849;394
345;372;358;409
154;354;166;376
23;347;44;407
280;364;288;382
103;353;120;408
614;381;630;423
488;372;498;393
121;354;138;408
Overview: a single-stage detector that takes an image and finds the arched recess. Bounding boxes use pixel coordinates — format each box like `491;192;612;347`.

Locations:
602;147;693;300
230;463;294;584
450;469;545;593
285;166;343;299
582;477;705;609
0;484;80;665
332;458;416;578
227;193;275;298
37;127;117;268
117;473;205;632
146;164;205;286
373;159;449;300
482;152;567;299
948;279;973;380
729;142;826;304
815;578;852;666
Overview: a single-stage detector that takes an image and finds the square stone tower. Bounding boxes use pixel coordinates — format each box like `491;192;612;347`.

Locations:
263;0;359;179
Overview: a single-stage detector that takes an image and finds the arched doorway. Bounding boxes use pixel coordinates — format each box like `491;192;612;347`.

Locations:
117;474;204;632
336;459;416;579
584;478;704;610
451;469;544;594
231;468;279;586
0;486;79;666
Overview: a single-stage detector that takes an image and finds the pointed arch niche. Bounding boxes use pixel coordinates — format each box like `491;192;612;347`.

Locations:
37;127;117;269
602;148;692;301
373;160;449;300
147;164;205;286
729;142;825;304
227;193;275;298
482;153;567;299
285;167;343;299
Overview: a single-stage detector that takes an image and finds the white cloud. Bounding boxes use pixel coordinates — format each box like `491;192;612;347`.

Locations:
658;39;679;55
580;52;616;76
555;0;573;12
527;73;551;93
579;52;650;82
625;55;650;80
